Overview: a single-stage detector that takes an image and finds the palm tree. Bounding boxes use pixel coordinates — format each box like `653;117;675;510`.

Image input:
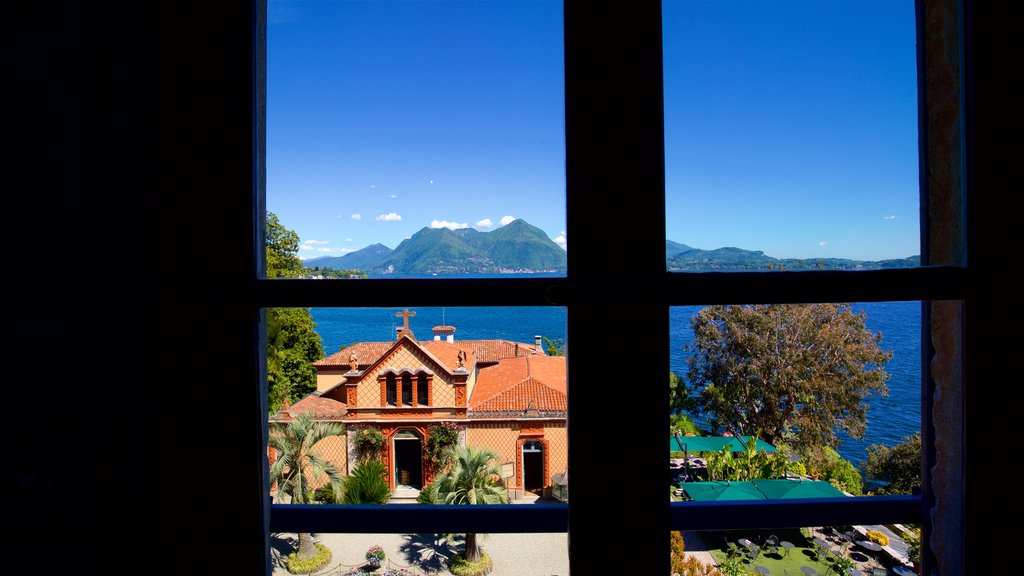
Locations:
424;445;509;564
268;411;345;562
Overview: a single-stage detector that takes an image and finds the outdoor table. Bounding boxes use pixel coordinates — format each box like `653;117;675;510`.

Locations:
857;540;883;553
753;566;770;575
892;566;917;576
780;541;795;558
800;567;817;575
739;538;755;548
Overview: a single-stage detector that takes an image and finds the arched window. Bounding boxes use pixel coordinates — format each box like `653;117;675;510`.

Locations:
417;374;429;406
401;373;412;406
386;373;396;406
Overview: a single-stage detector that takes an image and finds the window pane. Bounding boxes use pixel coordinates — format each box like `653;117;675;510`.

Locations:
671;527;919;575
267;1;567;279
663;1;921;271
266;305;568;503
270;531;569;575
669;302;922;498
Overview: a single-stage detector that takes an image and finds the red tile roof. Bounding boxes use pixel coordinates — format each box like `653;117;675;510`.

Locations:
315;342;395;367
470;355;567;414
314;338;539;372
270;394;347;422
454;339;543;362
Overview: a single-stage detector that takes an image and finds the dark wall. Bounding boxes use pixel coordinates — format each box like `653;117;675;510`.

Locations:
10;2;262;573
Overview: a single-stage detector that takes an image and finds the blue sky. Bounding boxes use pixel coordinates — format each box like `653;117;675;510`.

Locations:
268;0;919;263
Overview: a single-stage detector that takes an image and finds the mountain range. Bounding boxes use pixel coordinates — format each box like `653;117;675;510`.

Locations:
302;220;919;275
303;219;568;275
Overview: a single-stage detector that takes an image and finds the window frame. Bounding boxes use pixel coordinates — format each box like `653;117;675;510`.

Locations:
252;1;974;574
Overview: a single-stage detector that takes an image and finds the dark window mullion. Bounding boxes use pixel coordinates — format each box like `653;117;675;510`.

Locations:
269;503;569;534
670;495;923;532
564;2;669;576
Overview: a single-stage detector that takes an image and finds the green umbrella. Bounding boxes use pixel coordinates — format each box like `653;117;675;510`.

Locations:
752;479;847;499
681;481;768;501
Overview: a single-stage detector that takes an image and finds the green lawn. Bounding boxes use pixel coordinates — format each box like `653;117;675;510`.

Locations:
703;528;854;576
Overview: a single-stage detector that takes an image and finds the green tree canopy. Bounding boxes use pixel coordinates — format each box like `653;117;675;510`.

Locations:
685;303;891;454
864;432;922;495
265;211;324;414
266;210;303;279
267;307;324;414
669;371;695;415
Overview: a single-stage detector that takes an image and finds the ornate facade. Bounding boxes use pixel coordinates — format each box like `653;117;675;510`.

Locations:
270;313;567;499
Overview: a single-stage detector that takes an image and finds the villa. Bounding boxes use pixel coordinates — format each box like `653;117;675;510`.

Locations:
269;309;567;499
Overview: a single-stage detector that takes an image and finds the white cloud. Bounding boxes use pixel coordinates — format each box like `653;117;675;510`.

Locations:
351;213;362;221
301;240;330;248
345;238;353;242
475;218;494;228
389;194;397;199
499;215;517;226
883;215;897;220
376;213;402;222
555;231;567;250
818;241;828;247
298;246;355;259
430;219;469;230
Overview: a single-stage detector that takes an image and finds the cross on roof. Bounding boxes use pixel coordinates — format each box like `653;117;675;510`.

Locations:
396;308;416;331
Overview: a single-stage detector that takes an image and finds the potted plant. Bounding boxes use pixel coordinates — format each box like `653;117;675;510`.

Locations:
365;544;386;569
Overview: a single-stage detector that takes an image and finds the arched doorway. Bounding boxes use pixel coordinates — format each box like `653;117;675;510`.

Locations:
522;440;544;494
393;430;424;489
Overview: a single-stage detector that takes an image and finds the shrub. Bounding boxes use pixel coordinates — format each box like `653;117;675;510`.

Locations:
383;569;413;576
866;530;889;547
286;543;332;574
426;422;460;469
343;459;392;504
416;481;439;504
676;554;725;576
670;531;687;574
903;526;921;566
312;483;339;504
448;551;493;576
355;427;385;462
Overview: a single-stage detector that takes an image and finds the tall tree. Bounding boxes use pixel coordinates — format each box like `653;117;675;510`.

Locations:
685;303;891;453
265;211;324;413
268;412;346;563
864;432;922;495
421;445;509;564
267;307;323;413
266;211;303;279
669;371;695;415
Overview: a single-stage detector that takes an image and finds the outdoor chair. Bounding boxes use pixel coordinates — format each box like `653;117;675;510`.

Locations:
725;540;741;559
747;545;762;561
763;535;780;556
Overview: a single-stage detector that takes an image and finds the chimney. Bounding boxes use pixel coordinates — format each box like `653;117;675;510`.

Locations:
432;325;456;343
535;335;542;353
396;326;403;341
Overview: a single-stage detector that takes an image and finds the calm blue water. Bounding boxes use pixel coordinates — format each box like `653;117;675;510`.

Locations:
309;292;920;468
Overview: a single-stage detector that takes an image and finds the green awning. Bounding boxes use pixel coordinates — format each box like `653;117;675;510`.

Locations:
680;481;768;501
751;479;847;499
670;435;777;453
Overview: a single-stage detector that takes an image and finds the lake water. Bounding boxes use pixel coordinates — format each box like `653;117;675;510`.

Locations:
308;297;920;468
